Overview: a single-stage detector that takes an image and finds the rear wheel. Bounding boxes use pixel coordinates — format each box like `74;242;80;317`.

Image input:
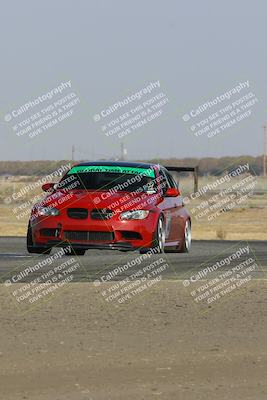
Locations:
178;220;191;253
26;222;51;255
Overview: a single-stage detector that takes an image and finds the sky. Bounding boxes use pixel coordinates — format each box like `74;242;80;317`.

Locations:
0;0;266;161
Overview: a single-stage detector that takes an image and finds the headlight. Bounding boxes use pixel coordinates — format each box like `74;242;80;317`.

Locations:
120;210;149;220
38;207;60;216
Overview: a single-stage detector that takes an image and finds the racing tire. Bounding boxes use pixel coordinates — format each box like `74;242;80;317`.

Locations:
178;220;191;253
140;215;166;254
26;222;51;255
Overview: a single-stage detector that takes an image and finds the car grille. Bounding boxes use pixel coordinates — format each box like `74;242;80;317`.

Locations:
64;230;114;241
67;208;88;219
90;208;113;220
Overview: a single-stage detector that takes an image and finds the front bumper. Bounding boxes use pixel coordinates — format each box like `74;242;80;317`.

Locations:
30;211;158;250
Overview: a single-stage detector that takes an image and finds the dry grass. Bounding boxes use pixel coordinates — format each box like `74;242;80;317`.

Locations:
216;227;227;240
192;208;267;241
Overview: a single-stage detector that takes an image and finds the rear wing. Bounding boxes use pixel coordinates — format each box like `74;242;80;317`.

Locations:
164;166;199;193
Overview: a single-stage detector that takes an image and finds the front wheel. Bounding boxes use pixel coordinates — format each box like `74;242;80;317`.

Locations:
139;216;166;254
150;216;166;253
178;220;191;253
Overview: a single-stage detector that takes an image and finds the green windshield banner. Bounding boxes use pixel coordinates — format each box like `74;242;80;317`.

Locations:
68;165;155;178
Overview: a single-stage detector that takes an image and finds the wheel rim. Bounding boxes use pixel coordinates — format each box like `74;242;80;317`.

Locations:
184;221;191;250
158;218;166;252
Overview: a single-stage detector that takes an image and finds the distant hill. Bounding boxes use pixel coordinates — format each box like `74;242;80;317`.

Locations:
146;156;263;175
0;156;264;176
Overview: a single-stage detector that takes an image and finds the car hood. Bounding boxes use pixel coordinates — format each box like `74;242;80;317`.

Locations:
38;189;162;211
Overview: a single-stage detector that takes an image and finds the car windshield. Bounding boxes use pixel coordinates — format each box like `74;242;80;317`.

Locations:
57;165;157;193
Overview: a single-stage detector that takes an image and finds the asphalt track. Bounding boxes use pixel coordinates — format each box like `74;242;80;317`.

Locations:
0;237;266;283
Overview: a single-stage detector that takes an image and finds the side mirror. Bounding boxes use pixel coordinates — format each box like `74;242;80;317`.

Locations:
165;187;180;197
42;183;55;192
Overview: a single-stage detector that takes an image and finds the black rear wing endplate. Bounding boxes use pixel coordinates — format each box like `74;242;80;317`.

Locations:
164;166;199;193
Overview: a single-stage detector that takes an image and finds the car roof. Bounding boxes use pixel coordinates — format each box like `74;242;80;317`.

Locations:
75;161;160;169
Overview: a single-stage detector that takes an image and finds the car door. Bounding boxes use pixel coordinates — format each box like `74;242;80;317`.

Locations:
164;169;183;242
157;168;177;242
164;170;184;242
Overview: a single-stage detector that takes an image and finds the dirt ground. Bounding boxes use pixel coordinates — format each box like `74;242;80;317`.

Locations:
1;281;267;400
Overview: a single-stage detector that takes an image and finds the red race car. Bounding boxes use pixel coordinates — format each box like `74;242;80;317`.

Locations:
27;161;192;255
